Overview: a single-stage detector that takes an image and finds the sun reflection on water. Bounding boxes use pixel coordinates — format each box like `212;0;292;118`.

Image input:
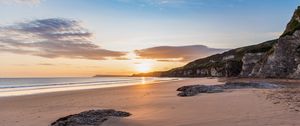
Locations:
141;77;146;84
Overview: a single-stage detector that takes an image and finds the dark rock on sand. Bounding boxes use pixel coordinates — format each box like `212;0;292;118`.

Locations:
177;85;224;97
51;109;131;126
177;82;281;97
223;82;282;89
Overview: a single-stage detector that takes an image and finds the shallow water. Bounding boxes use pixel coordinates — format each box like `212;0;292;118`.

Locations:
0;77;179;97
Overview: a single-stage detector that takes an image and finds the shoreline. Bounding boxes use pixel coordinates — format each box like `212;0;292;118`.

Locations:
0;77;180;98
0;78;299;126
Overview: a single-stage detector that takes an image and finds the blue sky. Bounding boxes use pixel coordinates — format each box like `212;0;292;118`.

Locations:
0;0;299;76
0;0;298;51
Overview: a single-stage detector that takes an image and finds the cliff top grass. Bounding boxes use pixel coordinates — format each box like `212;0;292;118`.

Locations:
281;6;300;37
180;39;277;69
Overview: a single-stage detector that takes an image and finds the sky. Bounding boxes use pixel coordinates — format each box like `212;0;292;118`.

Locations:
0;0;298;77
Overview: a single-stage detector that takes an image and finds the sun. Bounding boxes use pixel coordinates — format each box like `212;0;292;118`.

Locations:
135;62;152;73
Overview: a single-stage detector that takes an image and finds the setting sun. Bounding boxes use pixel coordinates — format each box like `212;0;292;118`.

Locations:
135;62;152;73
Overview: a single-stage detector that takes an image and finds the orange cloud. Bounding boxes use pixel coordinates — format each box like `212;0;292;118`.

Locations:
134;45;226;62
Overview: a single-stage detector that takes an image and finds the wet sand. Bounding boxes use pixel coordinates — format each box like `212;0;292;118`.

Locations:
0;78;299;126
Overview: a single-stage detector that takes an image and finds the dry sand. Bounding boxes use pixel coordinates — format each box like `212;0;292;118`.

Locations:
0;78;299;126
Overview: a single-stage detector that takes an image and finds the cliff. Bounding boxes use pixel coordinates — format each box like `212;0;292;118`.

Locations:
282;6;300;37
137;6;300;79
251;6;300;78
159;39;277;77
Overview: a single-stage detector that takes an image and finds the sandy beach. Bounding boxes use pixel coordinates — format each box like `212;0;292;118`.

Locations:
0;78;299;126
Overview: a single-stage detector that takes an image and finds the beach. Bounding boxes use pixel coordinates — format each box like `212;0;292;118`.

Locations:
0;78;299;126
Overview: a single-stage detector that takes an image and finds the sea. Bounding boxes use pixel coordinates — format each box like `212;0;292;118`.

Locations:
0;77;179;97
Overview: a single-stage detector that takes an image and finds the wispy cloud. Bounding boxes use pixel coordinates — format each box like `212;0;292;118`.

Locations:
135;45;226;62
37;63;55;66
0;18;127;60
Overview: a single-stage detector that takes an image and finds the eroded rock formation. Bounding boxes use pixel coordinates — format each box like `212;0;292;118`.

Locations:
51;109;131;126
251;7;300;78
134;6;300;79
177;82;281;97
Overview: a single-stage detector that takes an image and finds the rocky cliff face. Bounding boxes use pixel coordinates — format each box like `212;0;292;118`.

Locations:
253;32;300;78
136;7;300;79
282;6;300;37
250;7;300;78
240;52;265;77
159;40;276;77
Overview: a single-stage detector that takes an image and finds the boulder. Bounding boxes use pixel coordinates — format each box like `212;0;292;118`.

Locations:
177;82;281;97
177;85;224;97
51;109;131;126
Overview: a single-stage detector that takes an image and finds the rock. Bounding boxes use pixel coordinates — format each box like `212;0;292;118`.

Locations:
177;82;281;97
255;31;300;78
252;7;300;78
222;55;235;60
225;60;243;77
240;53;265;77
177;85;224;97
176;85;199;91
224;82;281;89
140;7;300;79
210;67;226;77
51;109;131;126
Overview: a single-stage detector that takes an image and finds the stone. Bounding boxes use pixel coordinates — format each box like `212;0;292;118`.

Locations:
177;85;224;97
51;109;131;126
223;82;281;89
177;82;281;97
240;53;265;77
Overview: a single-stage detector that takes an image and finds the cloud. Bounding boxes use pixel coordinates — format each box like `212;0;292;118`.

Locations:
37;63;55;66
134;45;226;62
0;18;127;60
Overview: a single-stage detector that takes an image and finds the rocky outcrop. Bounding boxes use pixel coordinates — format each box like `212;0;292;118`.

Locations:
225;60;243;77
254;33;300;78
251;7;300;78
51;109;131;126
159;39;276;77
240;53;265;77
282;6;300;37
177;85;224;96
177;82;281;97
135;7;300;79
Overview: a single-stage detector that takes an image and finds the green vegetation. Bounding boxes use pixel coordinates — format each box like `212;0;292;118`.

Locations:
182;39;277;69
281;7;300;37
136;6;300;77
161;39;277;77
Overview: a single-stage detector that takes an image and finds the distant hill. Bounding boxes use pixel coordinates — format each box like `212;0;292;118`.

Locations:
131;71;163;77
93;75;130;77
